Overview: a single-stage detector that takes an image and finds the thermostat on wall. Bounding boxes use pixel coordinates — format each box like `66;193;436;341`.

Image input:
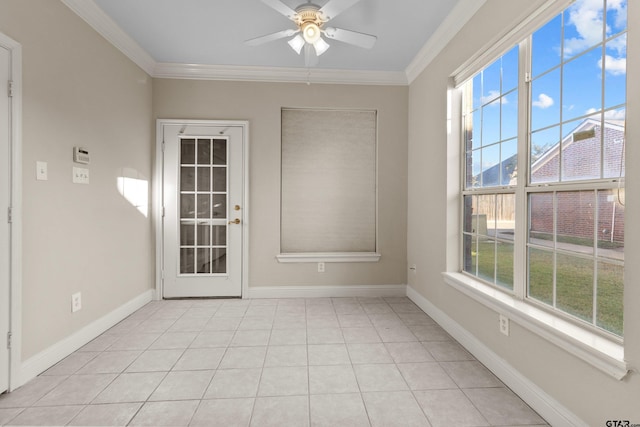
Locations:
73;147;90;164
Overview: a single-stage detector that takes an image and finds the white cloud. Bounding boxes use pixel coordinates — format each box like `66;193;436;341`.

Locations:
607;34;627;56
481;90;507;106
532;93;554;109
604;109;626;120
564;0;627;56
564;0;605;56
584;108;626;120
598;54;626;76
608;0;627;30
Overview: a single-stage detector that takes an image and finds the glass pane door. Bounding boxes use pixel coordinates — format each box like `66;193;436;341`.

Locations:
179;137;228;275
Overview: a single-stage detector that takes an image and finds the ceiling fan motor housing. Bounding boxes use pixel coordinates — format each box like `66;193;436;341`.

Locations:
294;4;326;27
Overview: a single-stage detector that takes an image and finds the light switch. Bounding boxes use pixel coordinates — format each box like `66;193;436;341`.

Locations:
72;167;90;184
36;161;48;181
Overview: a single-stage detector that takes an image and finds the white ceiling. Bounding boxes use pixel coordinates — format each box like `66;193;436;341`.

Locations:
65;0;485;84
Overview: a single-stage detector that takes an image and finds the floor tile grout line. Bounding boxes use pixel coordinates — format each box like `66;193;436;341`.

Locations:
1;297;548;426
459;387;500;427
84;302;184;426
332;299;373;427
245;306;268;427
303;300;312;427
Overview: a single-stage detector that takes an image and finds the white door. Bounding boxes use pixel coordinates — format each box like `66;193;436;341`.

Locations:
161;122;245;298
0;44;11;393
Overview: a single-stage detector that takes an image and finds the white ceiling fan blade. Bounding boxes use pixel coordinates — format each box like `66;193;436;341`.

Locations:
245;29;298;46
319;0;361;20
261;0;297;19
323;27;376;49
304;44;319;67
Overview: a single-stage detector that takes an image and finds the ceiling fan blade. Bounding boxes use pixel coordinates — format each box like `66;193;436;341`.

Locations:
319;0;361;20
323;27;377;49
304;44;319;67
261;0;297;19
245;29;298;46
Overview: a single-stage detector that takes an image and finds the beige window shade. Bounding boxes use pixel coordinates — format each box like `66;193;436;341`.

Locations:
281;108;377;253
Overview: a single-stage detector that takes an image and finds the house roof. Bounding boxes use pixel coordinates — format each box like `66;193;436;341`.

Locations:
530;118;625;174
472;117;625;187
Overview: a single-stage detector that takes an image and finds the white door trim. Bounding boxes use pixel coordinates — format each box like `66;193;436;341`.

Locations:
0;32;23;391
155;119;250;299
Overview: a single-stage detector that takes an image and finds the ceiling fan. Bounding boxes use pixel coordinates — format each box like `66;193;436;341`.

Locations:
245;0;377;67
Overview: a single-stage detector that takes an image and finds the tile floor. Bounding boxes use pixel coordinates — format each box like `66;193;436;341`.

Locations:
0;297;549;426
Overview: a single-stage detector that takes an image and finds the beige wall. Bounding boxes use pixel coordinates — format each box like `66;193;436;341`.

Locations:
408;0;640;424
0;0;154;359
1;0;407;365
154;79;408;288
7;1;636;422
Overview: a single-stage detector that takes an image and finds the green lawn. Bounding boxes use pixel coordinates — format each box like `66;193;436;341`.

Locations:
530;231;624;250
470;239;623;336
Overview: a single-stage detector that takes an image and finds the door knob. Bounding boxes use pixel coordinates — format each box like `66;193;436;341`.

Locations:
228;218;241;224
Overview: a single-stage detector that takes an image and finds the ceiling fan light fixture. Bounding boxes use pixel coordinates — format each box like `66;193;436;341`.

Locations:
313;37;330;56
288;34;305;54
302;22;321;44
245;0;376;65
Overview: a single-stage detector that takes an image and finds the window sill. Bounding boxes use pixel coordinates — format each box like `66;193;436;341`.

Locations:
442;272;629;380
277;252;381;263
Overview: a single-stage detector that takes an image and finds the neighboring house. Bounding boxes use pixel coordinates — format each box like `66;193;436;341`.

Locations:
531;118;625;183
478;153;517;186
529;118;625;246
473;118;625;246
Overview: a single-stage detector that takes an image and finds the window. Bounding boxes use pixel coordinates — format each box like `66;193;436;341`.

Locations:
461;0;626;337
280;108;378;257
462;45;519;291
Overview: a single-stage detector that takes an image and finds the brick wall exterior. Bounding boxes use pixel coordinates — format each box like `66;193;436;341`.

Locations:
530;121;625;246
466;120;625;247
532;121;625;183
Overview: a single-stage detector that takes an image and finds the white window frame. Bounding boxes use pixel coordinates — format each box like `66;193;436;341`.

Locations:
444;0;629;380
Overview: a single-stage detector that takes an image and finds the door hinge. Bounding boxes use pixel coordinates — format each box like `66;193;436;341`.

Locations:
7;206;12;223
161;140;165;152
8;80;14;97
162;206;165;217
7;332;12;349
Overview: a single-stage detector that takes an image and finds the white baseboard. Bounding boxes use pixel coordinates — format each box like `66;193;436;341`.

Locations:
406;286;587;427
18;289;154;388
248;284;407;299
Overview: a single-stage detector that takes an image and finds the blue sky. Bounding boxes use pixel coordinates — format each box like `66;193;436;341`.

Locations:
468;0;627;184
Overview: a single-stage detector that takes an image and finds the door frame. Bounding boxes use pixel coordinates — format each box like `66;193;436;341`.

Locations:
0;32;23;392
154;119;250;299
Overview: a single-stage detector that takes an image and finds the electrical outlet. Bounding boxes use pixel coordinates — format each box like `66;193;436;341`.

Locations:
499;314;509;336
318;262;325;273
71;292;82;313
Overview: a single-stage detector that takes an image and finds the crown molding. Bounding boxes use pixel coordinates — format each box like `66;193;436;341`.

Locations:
61;0;407;85
153;62;407;85
405;0;487;84
63;0;479;86
61;0;156;75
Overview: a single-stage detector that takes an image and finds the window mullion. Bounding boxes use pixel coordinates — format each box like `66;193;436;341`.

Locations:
513;38;531;300
593;189;600;327
552;191;558;308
